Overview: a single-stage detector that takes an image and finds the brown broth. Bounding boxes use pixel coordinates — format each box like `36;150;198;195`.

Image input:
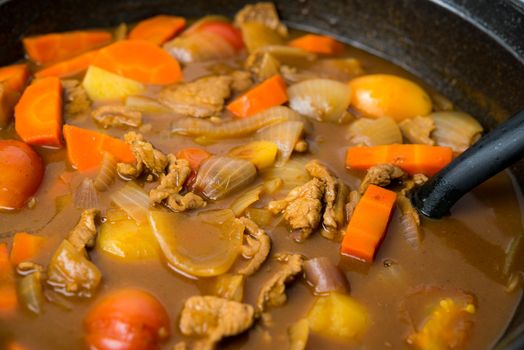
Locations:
0;27;523;350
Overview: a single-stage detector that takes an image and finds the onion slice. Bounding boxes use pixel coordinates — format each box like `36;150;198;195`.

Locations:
148;209;244;277
193;156;257;200
257;121;304;167
172;106;302;138
346;117;402;146
304;257;350;295
94;152;117;192
110;182;150;224
73;178;99;209
230;185;264;217
288;79;351;123
430;111;483;153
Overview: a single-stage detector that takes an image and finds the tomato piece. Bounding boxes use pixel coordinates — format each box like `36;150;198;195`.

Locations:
0;140;44;210
199;22;244;50
85;289;170;350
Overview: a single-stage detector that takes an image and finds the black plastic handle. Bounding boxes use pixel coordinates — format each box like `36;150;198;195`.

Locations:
412;109;524;218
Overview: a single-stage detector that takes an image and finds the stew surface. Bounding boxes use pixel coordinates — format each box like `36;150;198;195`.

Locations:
0;3;523;350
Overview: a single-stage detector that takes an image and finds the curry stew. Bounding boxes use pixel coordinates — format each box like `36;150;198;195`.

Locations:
0;3;523;350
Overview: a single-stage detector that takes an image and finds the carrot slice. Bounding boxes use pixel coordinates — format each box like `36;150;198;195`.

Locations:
289;34;344;55
227;74;288;118
0;64;30;93
92;40;183;85
63;125;135;171
35;50;99;78
340;185;397;262
9;232;45;266
346;144;453;176
23;31;112;64
176;147;211;170
129;15;186;45
0;243;17;315
15;77;63;147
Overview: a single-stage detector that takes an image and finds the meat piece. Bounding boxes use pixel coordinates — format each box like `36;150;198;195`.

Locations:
306;160;338;233
173;342;187;350
150;155;191;203
179;296;255;348
399;116;435;145
359;164;406;193
159;76;233;118
62;79;91;116
345;190;361;223
166;192;206;212
67;209;99;251
237;217;271;276
256;253;303;314
268;178;324;242
92;105;142;129
117;132;168;180
231;70;253;92
322;180;349;240
234;2;288;36
413;173;429;187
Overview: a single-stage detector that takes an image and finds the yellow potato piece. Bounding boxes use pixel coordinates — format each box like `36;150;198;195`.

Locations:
228;141;278;170
98;209;160;260
82;65;144;101
308;292;369;341
349;74;432;121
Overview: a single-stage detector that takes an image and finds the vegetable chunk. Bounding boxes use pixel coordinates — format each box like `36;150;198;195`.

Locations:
82;65;145;101
349;74;432;121
63;125;135;171
15;77;63;147
92;40;183;84
308;292;369;341
340;185;397;262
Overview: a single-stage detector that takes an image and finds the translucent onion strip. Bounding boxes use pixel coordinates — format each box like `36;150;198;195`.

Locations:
193;156;257;200
262;156;311;193
172;106;302;138
125;95;170;114
230;185;264;217
94;152;117;192
257;121;304;167
430;111;483;153
288;79;351;123
110;182;150;224
19;272;44;314
346;117;402;146
73;178;99;209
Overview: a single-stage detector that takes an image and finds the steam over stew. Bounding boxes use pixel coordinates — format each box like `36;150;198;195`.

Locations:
0;3;523;350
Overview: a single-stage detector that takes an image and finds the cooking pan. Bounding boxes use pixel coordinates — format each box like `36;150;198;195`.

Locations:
1;0;523;348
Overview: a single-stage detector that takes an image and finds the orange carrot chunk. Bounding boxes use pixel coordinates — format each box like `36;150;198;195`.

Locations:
23;31;112;65
346;144;453;176
340;185;397;262
176;147;211;171
9;232;45;266
63;124;135;171
92;40;183;85
289;34;344;55
0;64;30;93
15;77;63;147
0;243;17;315
35;50;99;78
129;15;186;46
227;74;288;118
